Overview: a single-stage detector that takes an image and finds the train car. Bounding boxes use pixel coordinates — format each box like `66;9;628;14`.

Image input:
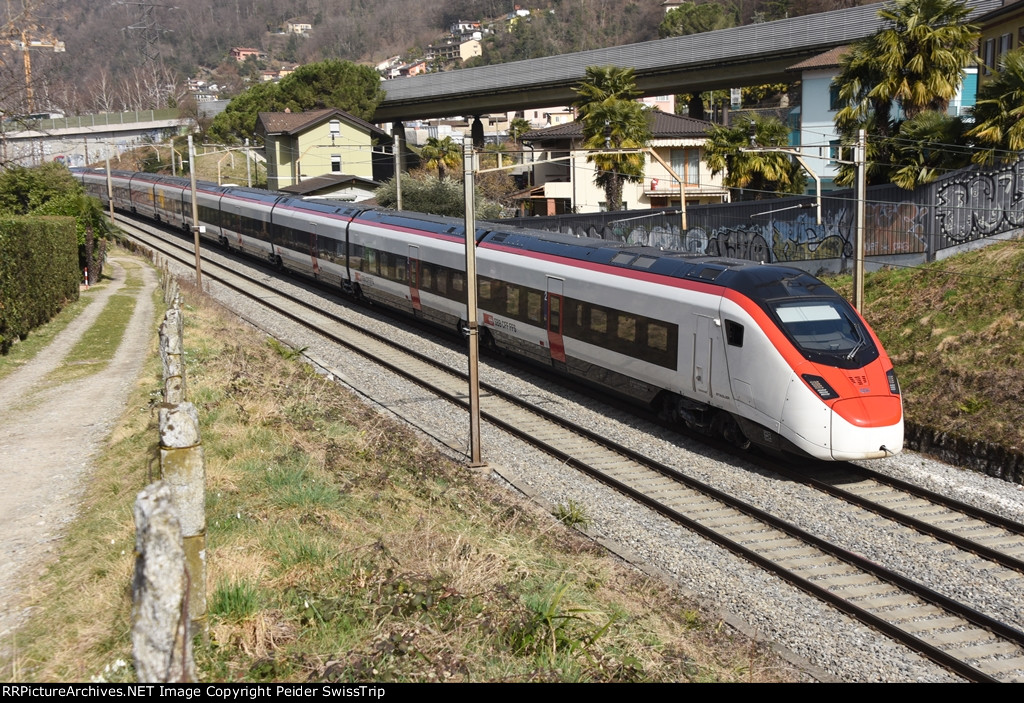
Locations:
74;167;903;461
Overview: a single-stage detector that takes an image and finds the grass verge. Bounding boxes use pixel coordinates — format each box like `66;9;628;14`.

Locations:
825;239;1024;455
2;282;794;683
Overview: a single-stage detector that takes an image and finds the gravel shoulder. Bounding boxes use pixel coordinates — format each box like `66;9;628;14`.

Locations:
0;255;157;643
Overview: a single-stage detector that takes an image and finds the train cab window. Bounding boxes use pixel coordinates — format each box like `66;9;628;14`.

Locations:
725;320;744;347
526;291;543;324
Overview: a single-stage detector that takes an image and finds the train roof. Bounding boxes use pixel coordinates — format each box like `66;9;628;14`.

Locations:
476;221;838;303
358;208;839;304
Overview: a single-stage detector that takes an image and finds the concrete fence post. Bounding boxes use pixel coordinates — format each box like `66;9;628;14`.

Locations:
158;403;207;636
160;308;185;404
131;481;196;682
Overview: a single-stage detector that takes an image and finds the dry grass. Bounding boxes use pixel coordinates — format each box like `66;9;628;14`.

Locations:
4;279;797;683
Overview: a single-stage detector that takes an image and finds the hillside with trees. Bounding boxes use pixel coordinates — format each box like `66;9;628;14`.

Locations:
3;0;879;118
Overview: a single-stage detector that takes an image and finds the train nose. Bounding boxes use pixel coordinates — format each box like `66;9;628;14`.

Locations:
830;395;904;459
831;395;903;428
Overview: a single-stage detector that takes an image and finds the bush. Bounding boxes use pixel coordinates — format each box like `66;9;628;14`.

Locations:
374;172;505;219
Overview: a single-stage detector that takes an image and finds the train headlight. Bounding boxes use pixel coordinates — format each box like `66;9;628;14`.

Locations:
802;374;840;400
886;369;900;395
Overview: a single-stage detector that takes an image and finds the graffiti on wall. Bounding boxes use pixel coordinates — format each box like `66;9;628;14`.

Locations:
516;160;1024;263
935;160;1024;244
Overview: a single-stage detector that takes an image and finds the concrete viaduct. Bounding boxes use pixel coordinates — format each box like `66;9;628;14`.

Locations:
375;0;1001;123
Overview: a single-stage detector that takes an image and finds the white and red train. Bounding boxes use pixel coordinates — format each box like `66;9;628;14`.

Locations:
75;168;903;461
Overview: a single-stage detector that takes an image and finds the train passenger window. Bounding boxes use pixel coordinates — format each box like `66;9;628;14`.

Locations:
479;278;493;302
435;270;447;295
590;308;607;335
396;259;406;282
506;285;521;317
452;272;464;294
617;314;637;344
725;320;744;347
421;265;432;291
647;323;669;352
526;291;543;324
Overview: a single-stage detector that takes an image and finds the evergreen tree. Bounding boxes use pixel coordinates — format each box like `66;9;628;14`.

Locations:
209;59;385;144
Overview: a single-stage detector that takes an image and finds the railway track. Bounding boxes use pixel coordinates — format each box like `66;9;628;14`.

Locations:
120;215;1024;682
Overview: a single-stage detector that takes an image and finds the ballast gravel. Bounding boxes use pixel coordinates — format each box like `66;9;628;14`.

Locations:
171;243;1024;683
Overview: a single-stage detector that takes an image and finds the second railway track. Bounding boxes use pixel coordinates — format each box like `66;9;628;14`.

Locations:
120;214;1024;682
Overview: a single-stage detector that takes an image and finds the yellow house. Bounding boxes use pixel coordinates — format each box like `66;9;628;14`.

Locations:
256;108;391;191
977;0;1024;87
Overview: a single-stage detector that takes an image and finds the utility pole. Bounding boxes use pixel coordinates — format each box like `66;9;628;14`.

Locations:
462;136;483;467
853;129;866;313
188;135;203;287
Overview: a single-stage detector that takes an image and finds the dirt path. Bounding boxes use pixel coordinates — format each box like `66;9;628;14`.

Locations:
0;254;157;642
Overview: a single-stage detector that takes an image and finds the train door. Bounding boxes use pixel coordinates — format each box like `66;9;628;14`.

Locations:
310;223;320;278
408;245;421;312
546;277;566;365
693;313;714;399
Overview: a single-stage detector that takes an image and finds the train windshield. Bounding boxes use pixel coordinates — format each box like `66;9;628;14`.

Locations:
771;300;878;368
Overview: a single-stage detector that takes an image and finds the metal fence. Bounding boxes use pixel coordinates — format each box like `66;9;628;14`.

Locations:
499;158;1024;266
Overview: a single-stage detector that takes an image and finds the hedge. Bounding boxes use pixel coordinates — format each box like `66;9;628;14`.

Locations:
0;216;80;353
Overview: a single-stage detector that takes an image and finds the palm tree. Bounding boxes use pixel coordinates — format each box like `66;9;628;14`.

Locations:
420;136;461;180
969;48;1024;165
871;0;979;119
574;65;650;211
703;115;805;199
580;100;650;211
889;110;970;188
573;65;642;120
508;117;532;144
832;0;979;186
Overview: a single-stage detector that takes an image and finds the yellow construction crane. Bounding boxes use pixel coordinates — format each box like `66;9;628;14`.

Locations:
2;1;64;115
11;30;64;113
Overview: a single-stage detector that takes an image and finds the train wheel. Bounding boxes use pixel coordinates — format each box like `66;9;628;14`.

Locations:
714;412;751;451
658;394;679;424
456;319;470;340
481;328;500;354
